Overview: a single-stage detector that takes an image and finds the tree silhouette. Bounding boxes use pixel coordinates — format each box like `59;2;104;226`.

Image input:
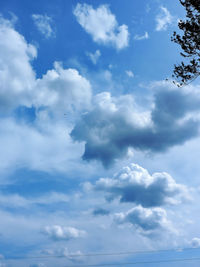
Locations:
172;0;200;86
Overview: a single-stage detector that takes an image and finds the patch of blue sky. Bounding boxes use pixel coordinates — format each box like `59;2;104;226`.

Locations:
14;106;36;124
1;168;81;197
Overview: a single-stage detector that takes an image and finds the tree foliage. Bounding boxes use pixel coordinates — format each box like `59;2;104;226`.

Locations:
172;0;200;86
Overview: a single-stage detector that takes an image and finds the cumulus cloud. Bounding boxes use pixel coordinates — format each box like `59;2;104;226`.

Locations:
0;16;36;112
35;62;92;113
91;163;188;207
43;225;86;241
86;50;101;64
114;206;171;234
0;16;91;115
74;3;129;50
134;32;149;41
0;17;93;175
32;14;54;38
71;84;200;166
155;7;173;31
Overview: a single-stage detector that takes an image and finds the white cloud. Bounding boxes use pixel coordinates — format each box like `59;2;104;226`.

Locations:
35;62;92;113
0;117;87;177
91;163;189;207
134;32;149;40
42;247;83;262
86;50;101;64
74;3;129;50
43;225;86;241
0;16;91;114
0;17;94;176
114;206;172;235
0;17;36;112
125;70;134;78
155;7;173;31
32;14;54;38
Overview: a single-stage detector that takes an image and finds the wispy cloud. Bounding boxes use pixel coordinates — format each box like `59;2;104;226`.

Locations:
86;50;101;64
32;14;54;38
155;6;173;31
134;31;149;40
125;70;134;78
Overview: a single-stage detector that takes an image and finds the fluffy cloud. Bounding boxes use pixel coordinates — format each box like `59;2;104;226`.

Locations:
35;62;92;113
0;17;93;175
0;16;36;112
43;225;86;241
91;163;188;207
155;7;173;31
0;16;91;115
114;206;171;234
71;84;200;166
32;14;54;38
74;4;129;50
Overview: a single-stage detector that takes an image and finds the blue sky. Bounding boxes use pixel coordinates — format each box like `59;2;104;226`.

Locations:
0;0;200;266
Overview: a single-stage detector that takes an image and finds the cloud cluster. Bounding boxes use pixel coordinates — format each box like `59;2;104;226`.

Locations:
71;84;200;166
32;14;54;38
43;225;86;241
92;163;188;207
0;17;91;115
0;17;92;174
155;6;173;31
74;4;129;50
114;206;171;234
